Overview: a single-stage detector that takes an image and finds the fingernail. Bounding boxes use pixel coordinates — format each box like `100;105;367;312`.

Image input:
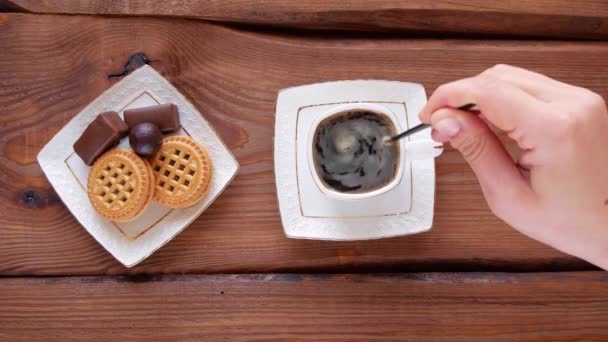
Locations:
432;118;461;142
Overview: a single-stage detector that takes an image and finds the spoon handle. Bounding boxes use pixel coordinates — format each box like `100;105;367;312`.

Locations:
389;103;477;142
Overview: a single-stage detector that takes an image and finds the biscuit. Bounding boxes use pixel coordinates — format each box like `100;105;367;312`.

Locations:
150;136;213;208
88;148;154;222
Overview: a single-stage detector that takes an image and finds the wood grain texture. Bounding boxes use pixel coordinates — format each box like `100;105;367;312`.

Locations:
3;0;608;39
1;272;608;341
2;13;608;275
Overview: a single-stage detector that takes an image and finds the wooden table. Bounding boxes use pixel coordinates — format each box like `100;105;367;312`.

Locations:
2;1;608;340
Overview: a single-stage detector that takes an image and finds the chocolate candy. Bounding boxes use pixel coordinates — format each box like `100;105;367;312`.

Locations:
124;103;180;133
73;111;128;166
129;123;162;158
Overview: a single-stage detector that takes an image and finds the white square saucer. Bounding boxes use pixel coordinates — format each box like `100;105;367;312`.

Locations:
274;80;435;240
38;66;240;267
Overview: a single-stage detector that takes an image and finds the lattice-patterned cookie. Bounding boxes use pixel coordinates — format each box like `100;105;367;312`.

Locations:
87;148;154;222
150;136;213;208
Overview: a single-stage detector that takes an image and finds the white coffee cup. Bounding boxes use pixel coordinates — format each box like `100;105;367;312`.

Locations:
307;103;443;200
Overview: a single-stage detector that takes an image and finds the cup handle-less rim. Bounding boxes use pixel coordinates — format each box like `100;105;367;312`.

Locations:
306;103;407;201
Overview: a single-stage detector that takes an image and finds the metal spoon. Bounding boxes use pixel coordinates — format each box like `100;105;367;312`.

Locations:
386;103;478;143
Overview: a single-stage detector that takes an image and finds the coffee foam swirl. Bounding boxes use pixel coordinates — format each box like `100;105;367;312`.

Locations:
313;111;399;193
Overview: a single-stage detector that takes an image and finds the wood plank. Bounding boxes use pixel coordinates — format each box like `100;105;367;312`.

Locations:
2;13;608;275
3;0;608;40
0;0;27;12
1;272;608;341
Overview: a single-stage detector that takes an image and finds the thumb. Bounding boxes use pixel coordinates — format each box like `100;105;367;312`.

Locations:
429;108;537;221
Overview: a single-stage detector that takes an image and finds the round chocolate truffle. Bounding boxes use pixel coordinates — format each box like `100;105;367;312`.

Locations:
129;122;162;158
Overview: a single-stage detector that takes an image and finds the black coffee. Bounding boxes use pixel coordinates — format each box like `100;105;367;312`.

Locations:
313;110;399;193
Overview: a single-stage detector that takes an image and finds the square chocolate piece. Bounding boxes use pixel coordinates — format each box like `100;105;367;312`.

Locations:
73;111;128;166
124;103;180;133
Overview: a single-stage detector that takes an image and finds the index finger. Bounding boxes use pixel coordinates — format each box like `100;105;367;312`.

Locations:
479;64;578;102
419;76;550;134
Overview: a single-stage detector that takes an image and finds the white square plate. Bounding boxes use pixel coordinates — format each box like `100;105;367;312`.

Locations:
275;80;435;240
38;66;239;267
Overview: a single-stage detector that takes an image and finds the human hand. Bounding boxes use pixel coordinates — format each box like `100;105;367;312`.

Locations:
419;64;608;269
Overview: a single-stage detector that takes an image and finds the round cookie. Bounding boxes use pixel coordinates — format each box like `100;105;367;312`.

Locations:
87;148;154;222
149;136;213;208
